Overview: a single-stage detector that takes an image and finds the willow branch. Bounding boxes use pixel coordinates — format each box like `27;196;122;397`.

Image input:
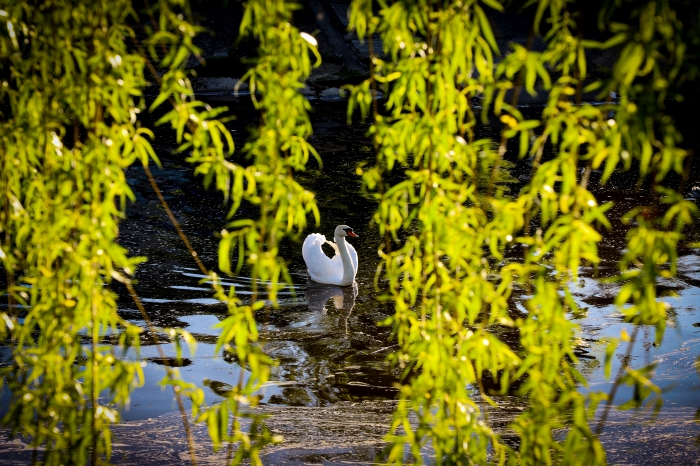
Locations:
124;279;198;466
595;325;639;435
143;164;207;275
487;26;535;199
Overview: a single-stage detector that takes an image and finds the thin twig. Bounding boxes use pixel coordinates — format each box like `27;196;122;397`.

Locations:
143;164;207;275
128;31;199;136
127;30;208;455
487;25;534;199
142;0;167;54
368;35;379;120
510;25;535;109
132;19;248;464
4;196;15;319
575;9;585;106
124;279;199;466
679;148;694;196
91;270;99;466
595;325;639;435
367;34;391;255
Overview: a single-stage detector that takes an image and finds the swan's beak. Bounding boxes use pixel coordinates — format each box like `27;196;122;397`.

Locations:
348;231;359;238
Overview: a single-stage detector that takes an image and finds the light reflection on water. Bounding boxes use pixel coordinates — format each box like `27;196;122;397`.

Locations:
574;273;700;407
121;336;285;422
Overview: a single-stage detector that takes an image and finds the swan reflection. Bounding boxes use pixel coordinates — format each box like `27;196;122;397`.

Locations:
305;280;358;335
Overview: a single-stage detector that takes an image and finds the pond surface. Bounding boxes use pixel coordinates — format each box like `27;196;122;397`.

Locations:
110;100;399;420
2;99;700;463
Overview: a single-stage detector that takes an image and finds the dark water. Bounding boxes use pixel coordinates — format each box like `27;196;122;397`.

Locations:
1;98;700;463
113;99;700;419
110;100;398;420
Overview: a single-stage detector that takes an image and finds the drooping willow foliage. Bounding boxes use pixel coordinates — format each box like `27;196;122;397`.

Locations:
347;0;698;464
0;2;157;463
197;0;321;460
0;0;318;464
0;0;698;465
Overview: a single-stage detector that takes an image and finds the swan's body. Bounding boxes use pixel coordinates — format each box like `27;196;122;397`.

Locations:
302;225;358;286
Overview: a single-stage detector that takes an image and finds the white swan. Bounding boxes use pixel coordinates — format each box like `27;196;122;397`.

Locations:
302;225;358;286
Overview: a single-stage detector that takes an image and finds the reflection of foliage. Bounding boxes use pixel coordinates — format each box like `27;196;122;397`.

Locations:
346;0;699;464
149;357;193;367
203;379;235;398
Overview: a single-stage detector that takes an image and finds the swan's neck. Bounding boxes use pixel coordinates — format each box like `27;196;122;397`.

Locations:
335;235;355;286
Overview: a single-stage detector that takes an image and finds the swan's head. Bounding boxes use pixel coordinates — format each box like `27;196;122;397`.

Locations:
334;225;359;238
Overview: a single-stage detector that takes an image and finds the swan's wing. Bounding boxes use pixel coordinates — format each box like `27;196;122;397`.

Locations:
325;240;340;255
302;234;343;284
